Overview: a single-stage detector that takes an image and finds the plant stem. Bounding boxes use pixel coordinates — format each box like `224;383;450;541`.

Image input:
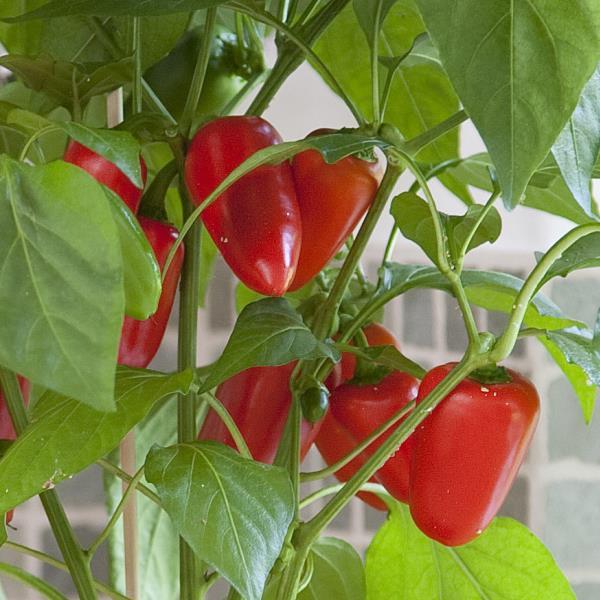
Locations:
131;17;143;114
300;400;415;482
402;110;468;156
0;369;98;600
5;542;129;600
87;467;145;557
204;393;252;459
299;482;387;509
177;186;202;600
180;7;217;135
97;459;161;505
0;561;67;600
246;0;350;116
492;223;600;362
313;164;402;340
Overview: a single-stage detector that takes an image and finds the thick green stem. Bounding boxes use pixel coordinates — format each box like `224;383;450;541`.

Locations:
177;191;202;599
402;110;468;156
180;7;217;135
131;17;143;114
0;369;97;600
492;223;600;362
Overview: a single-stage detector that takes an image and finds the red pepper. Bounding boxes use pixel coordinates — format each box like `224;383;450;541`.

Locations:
184;116;302;296
118;217;184;368
409;363;540;546
0;377;28;440
317;324;418;509
199;363;320;464
288;131;383;291
64;141;147;214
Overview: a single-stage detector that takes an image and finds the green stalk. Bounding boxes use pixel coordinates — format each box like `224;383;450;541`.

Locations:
0;369;98;600
97;459;161;505
402;110;468;156
204;393;252;459
491;223;600;362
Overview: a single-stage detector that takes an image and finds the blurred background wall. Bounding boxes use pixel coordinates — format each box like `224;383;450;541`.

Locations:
2;42;600;600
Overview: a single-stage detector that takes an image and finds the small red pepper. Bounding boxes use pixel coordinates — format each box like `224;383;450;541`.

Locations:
317;324;418;509
118;218;184;368
288;130;383;291
184;116;302;296
64;140;147;214
199;363;320;464
409;363;540;546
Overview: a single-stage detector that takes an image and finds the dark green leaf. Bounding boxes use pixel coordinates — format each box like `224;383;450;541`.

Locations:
316;2;459;163
0;157;123;409
347;345;425;380
540;335;596;423
0;368;192;514
552;66;600;216
145;441;294;600
414;0;600;208
0;54;134;107
201;298;338;391
300;537;366;600
541;232;600;285
366;503;574;599
61;123;143;187
5;0;245;20
105;188;161;320
446;204;501;261
0;1;45;55
353;0;398;45
546;327;600;386
379;263;580;331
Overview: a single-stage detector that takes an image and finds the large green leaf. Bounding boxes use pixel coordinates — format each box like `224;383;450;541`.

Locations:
0;157;123;408
315;1;459;162
300;537;366;600
200;298;338;392
145;441;294;600
0;1;45;54
540;232;600;284
365;503;574;599
0;368;192;514
5;0;233;20
414;0;600;208
552;66;600;216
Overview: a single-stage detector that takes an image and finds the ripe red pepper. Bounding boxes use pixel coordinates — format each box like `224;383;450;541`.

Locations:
317;324;418;509
118;217;184;368
288;131;383;291
409;363;540;546
185;116;301;296
199;363;320;464
64;141;147;214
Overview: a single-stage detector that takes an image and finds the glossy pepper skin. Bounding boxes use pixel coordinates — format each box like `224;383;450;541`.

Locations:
118;217;184;368
64;141;148;214
199;363;320;464
185;116;301;296
288;131;383;291
409;363;540;546
317;324;418;509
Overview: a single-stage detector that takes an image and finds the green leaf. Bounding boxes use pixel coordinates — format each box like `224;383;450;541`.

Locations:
379;264;580;331
61;122;144;188
0;368;192;514
414;0;600;208
5;0;244;20
446;153;597;225
365;503;574;599
0;54;134;108
0;157;123;408
347;345;426;380
105;188;161;320
315;2;459;162
300;537;366;600
353;0;398;46
145;441;294;600
201;298;338;392
540;232;600;284
390;192;501;266
552;66;600;216
539;334;596;423
0;1;45;55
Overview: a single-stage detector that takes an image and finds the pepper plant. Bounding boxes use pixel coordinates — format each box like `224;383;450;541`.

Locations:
0;1;598;599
